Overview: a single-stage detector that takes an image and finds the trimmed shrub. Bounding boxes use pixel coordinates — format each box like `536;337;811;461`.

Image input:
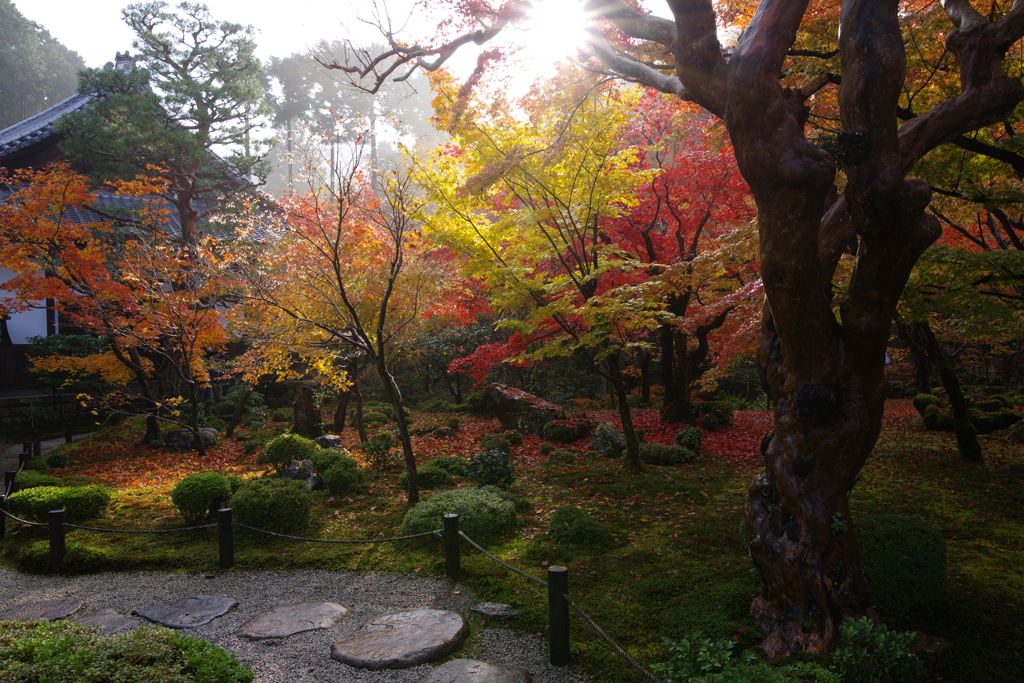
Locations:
539;442;556;456
401;486;520;540
257;433;320;475
310;448;345;474
270;407;293;423
231;478;312;534
18;540;113;574
226;476;246;494
695;400;734;427
466;449;515;488
0;620;253;682
541;417;593;444
362;411;389;425
398;462;455;491
44;452;69;469
857;514;946;619
674;427;704;452
547;506;609;546
7;486;110;524
479;433;512;453
922;404;953;431
170;472;231;526
24;457;50;472
427;455;468;477
640;443;696;466
322;455;365;495
912;393;943;416
13;470;63;492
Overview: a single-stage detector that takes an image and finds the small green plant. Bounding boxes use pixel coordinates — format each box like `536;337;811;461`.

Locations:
6;486;110;524
479;433;512;453
547;506;609;546
651;632;757;681
445;415;460;431
398;461;454;491
544;449;577;466
322;455;365;495
675;427;705;452
361;431;398;470
44;451;69;469
231;478;312;534
400;485;520;540
427;455;467;477
170;472;231;526
830;512;848;535
24;457;50;472
539;442;556;456
270;407;293;423
639;443;696;465
541;418;592;443
833;617;922;683
465;448;515;487
257;433;320;474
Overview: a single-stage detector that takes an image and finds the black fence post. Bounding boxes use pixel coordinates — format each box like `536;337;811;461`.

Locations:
19;448;31;468
548;565;570;666
443;514;460;578
49;509;65;572
33;430;41;458
218;508;233;569
65;423;74;444
4;470;15;496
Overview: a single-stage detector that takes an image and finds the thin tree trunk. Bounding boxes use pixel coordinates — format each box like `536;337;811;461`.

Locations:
895;319;933;395
378;364;418;504
921;322;982;462
606;354;643;472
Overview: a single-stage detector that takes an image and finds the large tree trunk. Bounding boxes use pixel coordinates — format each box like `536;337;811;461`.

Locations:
291;382;321;438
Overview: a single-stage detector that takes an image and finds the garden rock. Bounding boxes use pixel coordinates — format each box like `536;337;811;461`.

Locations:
484;384;564;435
164;428;219;450
0;598;82;622
74;609;141;636
1007;419;1024;443
282;459;322;490
417;658;533;683
589;422;624;456
470;602;520;619
315;435;344;450
236;601;347;639
132;595;238;628
330;608;469;670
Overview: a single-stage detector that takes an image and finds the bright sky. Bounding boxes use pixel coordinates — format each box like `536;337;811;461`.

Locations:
16;0;594;82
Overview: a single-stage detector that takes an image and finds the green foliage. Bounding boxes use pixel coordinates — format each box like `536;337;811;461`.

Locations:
921;404;953;431
539;442;556;455
17;540;113;574
478;433;512;453
26;334;108;395
322;455;365;495
651;632;758;682
466;448;515;487
270;407;293;422
398;462;454;491
688;662;840;683
446;416;461;431
0;620;253;682
257;434;319;475
401;486;520;540
675;427;705;452
695;400;734;427
857;514;946;619
231;478;312;534
912;393;943;416
427;455;468;477
44;451;69;469
640;443;696;466
833;617;922;683
547;506;609;546
6;486;110;523
544;448;578;466
212;385;265;418
24;457;50;472
362;410;389;425
170;472;231;526
541;418;592;443
12;470;63;492
309;448;345;474
226;476;246;494
361;431;398;470
696;414;720;431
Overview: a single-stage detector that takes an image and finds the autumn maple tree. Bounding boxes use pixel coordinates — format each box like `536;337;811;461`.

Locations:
329;0;1024;657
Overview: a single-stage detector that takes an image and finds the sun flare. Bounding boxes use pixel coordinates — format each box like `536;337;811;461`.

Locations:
520;0;593;69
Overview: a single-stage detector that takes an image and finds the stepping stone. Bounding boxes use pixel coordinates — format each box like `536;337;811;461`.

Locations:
236;601;348;639
133;595;238;629
331;609;469;670
470;603;520;619
418;659;533;683
75;609;142;636
0;599;82;622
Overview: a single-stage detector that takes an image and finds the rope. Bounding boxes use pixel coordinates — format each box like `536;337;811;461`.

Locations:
458;530;548;587
0;505;48;527
565;596;664;683
64;523;216;534
233;523;442;544
3;463;24;498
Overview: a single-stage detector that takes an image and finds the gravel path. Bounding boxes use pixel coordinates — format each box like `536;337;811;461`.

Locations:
0;568;592;683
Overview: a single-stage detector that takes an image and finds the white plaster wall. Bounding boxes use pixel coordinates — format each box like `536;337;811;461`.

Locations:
1;266;48;344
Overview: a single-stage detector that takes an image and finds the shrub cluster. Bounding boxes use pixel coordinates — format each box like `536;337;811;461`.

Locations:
231;478;312;534
639;443;696;466
400;486;520;540
257;434;320;474
541;417;593;444
0;620;253;682
7;486;110;523
44;451;69;469
398;462;455;491
13;470;63;492
693;400;734;431
18;540;113;574
478;433;512;453
547;506;608;546
674;427;704;452
428;455;468;478
857;513;946;619
322;454;364;495
833;616;922;683
465;449;515;487
170;472;231;525
913;392;1022;434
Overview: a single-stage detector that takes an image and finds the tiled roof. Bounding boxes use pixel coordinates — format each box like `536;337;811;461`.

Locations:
0;93;93;158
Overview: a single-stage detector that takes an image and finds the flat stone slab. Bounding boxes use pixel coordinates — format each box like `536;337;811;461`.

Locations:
470;603;520;619
132;595;238;629
236;601;348;639
75;609;142;636
331;609;469;670
418;659;533;683
0;599;82;622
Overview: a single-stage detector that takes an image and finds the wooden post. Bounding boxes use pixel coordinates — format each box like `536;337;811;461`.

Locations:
443;514;460;578
49;509;65;572
4;470;15;496
218;507;233;569
548;565;570;666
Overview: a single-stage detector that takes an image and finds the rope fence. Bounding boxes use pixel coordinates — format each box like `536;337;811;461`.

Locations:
0;476;665;682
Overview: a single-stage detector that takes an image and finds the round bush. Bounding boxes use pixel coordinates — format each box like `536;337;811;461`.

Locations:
639;443;696;465
257;433;320;474
13;470;63;492
6;486;111;524
478;433;512;453
401;486;520;540
310;448;345;474
322;455;365;495
270;407;293;422
170;472;231;526
547;506;609;546
18;540;113;574
362;411;389;425
857;514;946;619
428;455;467;477
231;478;312;534
912;393;943;416
674;427;704;452
24;457;50;472
44;452;69;469
465;449;515;487
695;414;720;432
398;462;454;491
